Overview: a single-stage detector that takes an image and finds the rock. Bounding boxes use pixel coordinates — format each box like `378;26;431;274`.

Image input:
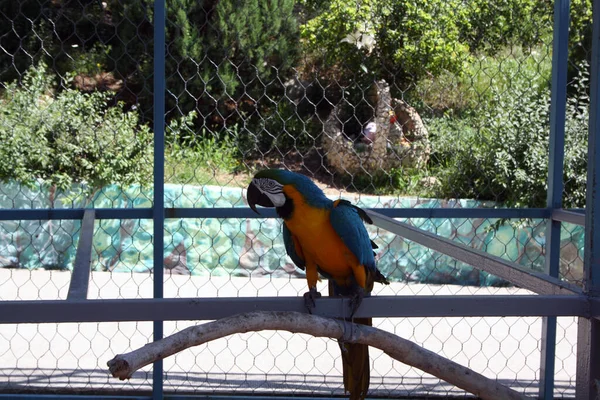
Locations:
419;177;440;189
392;98;431;168
323;80;431;176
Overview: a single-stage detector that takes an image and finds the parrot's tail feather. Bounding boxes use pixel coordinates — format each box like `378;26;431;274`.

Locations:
339;317;371;400
328;281;371;400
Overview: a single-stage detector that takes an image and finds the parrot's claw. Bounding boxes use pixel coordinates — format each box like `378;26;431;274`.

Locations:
349;287;366;318
303;288;322;314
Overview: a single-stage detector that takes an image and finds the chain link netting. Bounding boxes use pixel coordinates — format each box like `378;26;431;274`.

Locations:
0;0;591;398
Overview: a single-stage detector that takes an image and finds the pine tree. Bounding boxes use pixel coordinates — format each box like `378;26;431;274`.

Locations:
107;0;299;134
166;0;299;131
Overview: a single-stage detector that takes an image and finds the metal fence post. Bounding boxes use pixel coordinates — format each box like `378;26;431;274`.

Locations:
153;0;166;399
577;0;600;397
540;0;570;398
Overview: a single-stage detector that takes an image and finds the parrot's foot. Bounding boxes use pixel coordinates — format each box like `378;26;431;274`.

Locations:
349;287;366;318
303;288;322;314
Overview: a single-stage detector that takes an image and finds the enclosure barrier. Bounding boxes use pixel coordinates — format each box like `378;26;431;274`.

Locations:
0;0;599;399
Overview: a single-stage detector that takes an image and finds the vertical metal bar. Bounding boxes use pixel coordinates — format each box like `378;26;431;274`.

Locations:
577;0;600;397
153;0;166;398
539;317;558;399
584;0;600;298
540;1;570;398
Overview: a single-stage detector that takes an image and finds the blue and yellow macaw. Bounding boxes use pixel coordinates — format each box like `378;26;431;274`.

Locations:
246;169;389;400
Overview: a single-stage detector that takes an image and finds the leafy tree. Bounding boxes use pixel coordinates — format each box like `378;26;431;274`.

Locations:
300;0;555;88
301;0;470;85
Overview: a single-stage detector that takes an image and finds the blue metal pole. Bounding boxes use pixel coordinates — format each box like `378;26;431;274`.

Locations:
584;0;600;297
540;1;570;398
153;0;166;398
577;0;600;398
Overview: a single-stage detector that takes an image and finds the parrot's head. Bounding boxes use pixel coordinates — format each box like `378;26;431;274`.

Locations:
246;169;289;214
247;169;329;215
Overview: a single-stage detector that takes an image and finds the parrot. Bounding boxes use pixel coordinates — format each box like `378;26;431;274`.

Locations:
246;168;389;400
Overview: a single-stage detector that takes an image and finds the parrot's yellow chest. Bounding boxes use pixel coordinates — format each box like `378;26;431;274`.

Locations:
282;186;357;279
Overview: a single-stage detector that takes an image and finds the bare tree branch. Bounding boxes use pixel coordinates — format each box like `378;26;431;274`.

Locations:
107;311;528;400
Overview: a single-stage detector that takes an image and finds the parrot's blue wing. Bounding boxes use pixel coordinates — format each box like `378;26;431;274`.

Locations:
283;223;306;270
329;200;376;271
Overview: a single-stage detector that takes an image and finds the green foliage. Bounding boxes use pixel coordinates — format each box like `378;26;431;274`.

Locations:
106;0;299;130
301;0;471;83
568;0;593;84
428;62;590;208
0;0;112;82
413;43;553;115
341;167;434;197
457;0;551;53
1;0;301;139
0;0;593;202
0;1;51;82
0;63;153;191
259;100;322;152
165;113;243;186
300;0;552;86
571;0;593;45
164;140;243;187
69;43;113;76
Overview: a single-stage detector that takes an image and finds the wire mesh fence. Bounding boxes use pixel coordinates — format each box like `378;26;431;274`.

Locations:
0;0;592;398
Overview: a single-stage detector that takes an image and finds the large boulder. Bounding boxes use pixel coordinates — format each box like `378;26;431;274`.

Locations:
323;80;430;175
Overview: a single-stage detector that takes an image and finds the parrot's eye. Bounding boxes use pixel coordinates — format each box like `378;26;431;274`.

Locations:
254;178;283;194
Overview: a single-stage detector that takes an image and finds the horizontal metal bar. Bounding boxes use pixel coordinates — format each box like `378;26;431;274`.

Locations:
0;396;376;400
67;209;95;300
553;209;586;226
0;396;151;400
0;295;591;324
0;208;153;221
169;207;551;220
367;210;583;296
0;207;551;221
166;207;277;219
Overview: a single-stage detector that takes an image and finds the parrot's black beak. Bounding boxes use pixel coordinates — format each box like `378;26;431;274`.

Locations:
246;181;275;214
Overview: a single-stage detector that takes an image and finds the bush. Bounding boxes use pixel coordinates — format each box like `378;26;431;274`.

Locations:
412;43;553;115
0;63;153;191
428;62;590;208
164;111;245;186
165;136;243;186
341;167;434;196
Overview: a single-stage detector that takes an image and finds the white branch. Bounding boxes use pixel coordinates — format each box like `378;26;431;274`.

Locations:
107;311;528;400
